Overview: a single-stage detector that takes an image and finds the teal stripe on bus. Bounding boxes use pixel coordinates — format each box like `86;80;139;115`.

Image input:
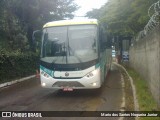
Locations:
40;65;54;77
95;63;100;69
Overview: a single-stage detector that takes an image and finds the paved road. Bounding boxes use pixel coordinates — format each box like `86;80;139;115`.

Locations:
0;64;123;120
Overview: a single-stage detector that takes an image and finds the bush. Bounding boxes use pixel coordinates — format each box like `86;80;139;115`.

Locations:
0;49;39;83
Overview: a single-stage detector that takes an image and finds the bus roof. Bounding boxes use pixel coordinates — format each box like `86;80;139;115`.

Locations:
43;19;98;28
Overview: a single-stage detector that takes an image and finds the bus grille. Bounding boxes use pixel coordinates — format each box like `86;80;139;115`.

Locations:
52;81;84;87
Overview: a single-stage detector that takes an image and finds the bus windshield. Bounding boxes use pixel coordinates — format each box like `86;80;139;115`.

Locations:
41;25;98;64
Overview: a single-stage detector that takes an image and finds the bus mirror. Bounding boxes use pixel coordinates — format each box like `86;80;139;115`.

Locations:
32;30;42;52
32;30;42;43
44;33;48;41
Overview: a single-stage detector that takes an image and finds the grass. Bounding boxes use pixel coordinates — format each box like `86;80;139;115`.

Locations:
120;69;135;111
123;65;160;120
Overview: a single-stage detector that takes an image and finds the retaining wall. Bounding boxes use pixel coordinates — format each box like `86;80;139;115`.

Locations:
129;25;160;107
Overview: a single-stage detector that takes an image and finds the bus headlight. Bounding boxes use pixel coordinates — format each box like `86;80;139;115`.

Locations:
41;71;49;78
85;69;98;78
42;82;46;87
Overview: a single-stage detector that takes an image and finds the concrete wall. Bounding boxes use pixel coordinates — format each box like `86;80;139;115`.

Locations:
129;26;160;107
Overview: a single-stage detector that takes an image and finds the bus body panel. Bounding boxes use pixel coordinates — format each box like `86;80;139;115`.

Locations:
40;65;101;89
43;19;98;28
99;49;112;84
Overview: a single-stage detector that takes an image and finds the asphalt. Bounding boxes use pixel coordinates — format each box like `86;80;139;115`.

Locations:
0;64;124;120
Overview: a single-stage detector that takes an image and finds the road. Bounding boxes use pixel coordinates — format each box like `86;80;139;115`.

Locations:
0;64;124;120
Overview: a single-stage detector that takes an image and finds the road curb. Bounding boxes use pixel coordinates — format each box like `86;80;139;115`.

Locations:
0;75;36;88
118;73;126;120
113;63;139;112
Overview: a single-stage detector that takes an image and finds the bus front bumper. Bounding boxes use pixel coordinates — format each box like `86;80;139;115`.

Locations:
40;69;101;89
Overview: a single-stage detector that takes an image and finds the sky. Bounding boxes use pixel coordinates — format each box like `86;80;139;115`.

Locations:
74;0;108;16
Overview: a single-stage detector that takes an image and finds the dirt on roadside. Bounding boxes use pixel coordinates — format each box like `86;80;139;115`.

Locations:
117;65;135;120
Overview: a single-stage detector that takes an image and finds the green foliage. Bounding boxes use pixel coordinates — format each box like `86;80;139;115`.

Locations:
125;66;160;119
86;0;158;37
86;8;102;19
0;0;79;81
0;0;79;51
0;49;39;83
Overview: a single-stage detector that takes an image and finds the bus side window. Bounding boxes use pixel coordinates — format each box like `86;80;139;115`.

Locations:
99;27;107;51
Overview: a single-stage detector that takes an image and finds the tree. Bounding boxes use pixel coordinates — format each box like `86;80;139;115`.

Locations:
86;0;158;37
86;8;102;19
13;0;79;51
0;0;28;51
127;0;158;34
0;0;79;52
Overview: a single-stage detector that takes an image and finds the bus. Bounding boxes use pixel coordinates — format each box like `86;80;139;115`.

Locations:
34;19;112;90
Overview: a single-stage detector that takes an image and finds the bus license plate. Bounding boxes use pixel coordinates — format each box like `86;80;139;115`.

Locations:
63;88;73;91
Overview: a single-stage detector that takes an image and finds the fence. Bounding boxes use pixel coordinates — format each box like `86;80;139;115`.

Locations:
132;0;160;44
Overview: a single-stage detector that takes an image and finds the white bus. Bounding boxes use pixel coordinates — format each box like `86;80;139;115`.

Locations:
34;19;112;91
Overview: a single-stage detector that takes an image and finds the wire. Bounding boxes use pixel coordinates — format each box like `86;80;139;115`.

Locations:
132;0;160;44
